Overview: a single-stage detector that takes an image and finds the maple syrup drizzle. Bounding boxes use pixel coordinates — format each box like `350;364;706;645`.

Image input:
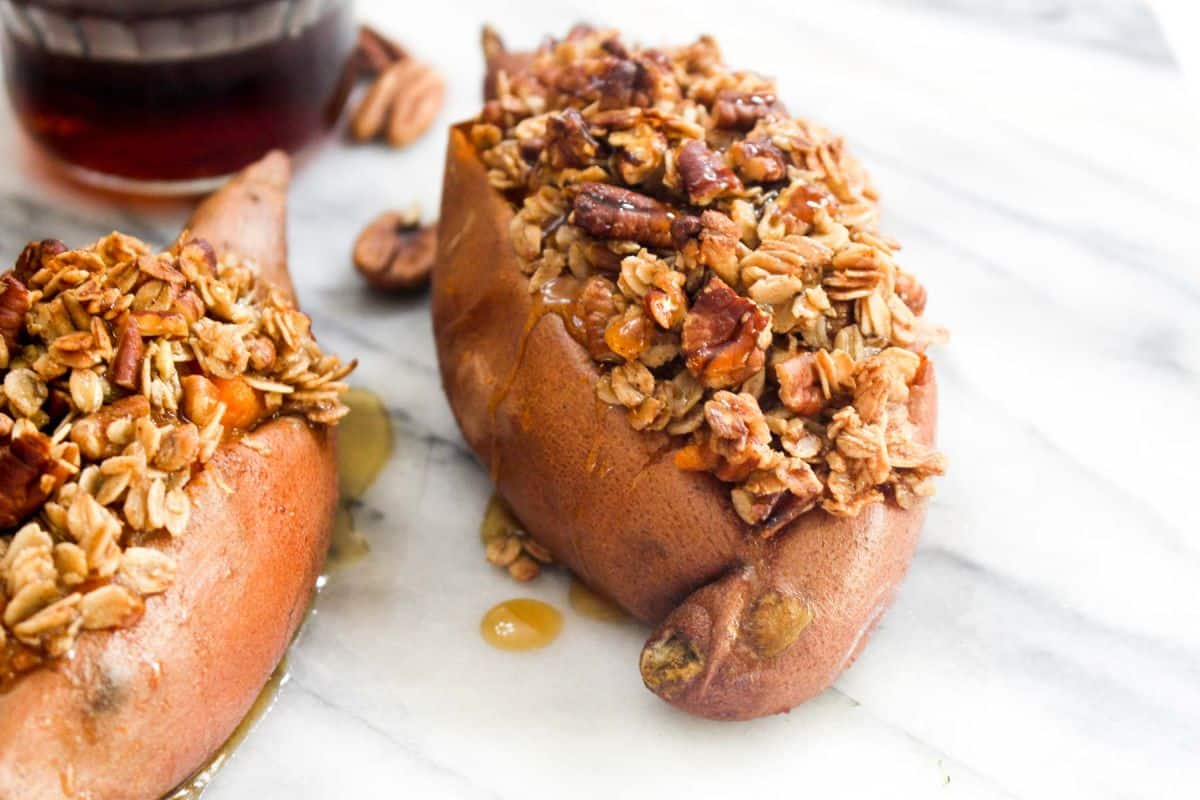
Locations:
480;598;563;651
568;579;629;623
326;387;392;571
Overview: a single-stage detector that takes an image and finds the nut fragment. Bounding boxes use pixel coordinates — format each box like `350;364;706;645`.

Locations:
0;275;31;352
712;89;781;130
545;108;599;169
676;140;743;205
0;429;70;528
681;278;770;389
356;24;408;73
775;352;824;416
480;493;553;582
12;239;66;283
730;136;788;183
353;211;437;293
110;316;145;390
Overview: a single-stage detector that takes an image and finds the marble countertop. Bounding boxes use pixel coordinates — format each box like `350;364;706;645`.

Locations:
2;0;1199;797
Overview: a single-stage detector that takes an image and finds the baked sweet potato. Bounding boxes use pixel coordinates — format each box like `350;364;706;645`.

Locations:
0;153;344;797
433;29;942;720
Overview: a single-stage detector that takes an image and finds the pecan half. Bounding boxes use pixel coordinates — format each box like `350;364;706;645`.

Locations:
111;316;144;390
353;211;437;293
12;239;66;283
545;108;599;170
730;136;788;183
572;182;680;249
357;24;408;74
0;428;70;528
351;58;445;148
0;275;31;351
676;140;742;206
775;352;824;416
712;89;780;131
682;278;770;388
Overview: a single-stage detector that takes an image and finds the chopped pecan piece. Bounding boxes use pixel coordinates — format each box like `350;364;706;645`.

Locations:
750;492;810;538
682;278;770;388
676;140;742;206
130;310;188;338
894;271;927;316
12;239;66;283
669;214;703;247
353;211;436;292
0;429;69;528
712;89;781;131
0;275;31;351
643;280;688;330
593;55;657;109
782;182;838;226
572;182;679;249
111;316;145;390
176;238;217;278
545;108;598;170
570;275;621;361
697;211;741;285
730;136;788;183
70;395;151;461
775;352;824;416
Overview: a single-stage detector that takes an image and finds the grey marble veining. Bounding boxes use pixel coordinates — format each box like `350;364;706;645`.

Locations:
0;0;1198;798
857;0;1173;64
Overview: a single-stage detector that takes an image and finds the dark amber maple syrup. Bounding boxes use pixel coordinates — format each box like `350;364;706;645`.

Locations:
1;1;354;187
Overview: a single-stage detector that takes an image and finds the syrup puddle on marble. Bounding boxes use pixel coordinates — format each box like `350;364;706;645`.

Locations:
568;579;629;623
166;387;391;798
481;598;563;651
326;387;393;573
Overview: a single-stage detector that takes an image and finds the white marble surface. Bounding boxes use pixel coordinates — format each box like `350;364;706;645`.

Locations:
3;0;1200;797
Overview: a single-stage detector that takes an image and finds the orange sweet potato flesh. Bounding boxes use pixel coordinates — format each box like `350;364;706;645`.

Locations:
0;153;338;797
433;127;937;720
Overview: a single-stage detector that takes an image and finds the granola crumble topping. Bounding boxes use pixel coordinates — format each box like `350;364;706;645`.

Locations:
472;27;947;531
0;232;354;683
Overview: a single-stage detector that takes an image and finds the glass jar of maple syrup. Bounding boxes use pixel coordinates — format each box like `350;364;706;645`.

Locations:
0;0;355;194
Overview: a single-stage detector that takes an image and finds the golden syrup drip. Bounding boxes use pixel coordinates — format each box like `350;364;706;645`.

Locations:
568;579;629;623
326;504;370;570
487;276;581;418
480;492;522;544
480;598;563;651
337;387;394;502
163;657;289;800
324;387;393;572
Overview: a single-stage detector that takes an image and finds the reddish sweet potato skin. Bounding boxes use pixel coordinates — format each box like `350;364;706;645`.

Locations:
433;127;937;719
0;153;338;797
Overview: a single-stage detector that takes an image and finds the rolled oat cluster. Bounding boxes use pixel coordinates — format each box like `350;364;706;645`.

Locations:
472;27;946;533
0;233;353;674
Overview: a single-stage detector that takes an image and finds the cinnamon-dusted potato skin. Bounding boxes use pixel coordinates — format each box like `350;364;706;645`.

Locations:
0;153;338;797
433;127;937;720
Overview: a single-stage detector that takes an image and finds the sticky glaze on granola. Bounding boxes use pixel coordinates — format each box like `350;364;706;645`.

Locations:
470;27;946;533
0;233;353;686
